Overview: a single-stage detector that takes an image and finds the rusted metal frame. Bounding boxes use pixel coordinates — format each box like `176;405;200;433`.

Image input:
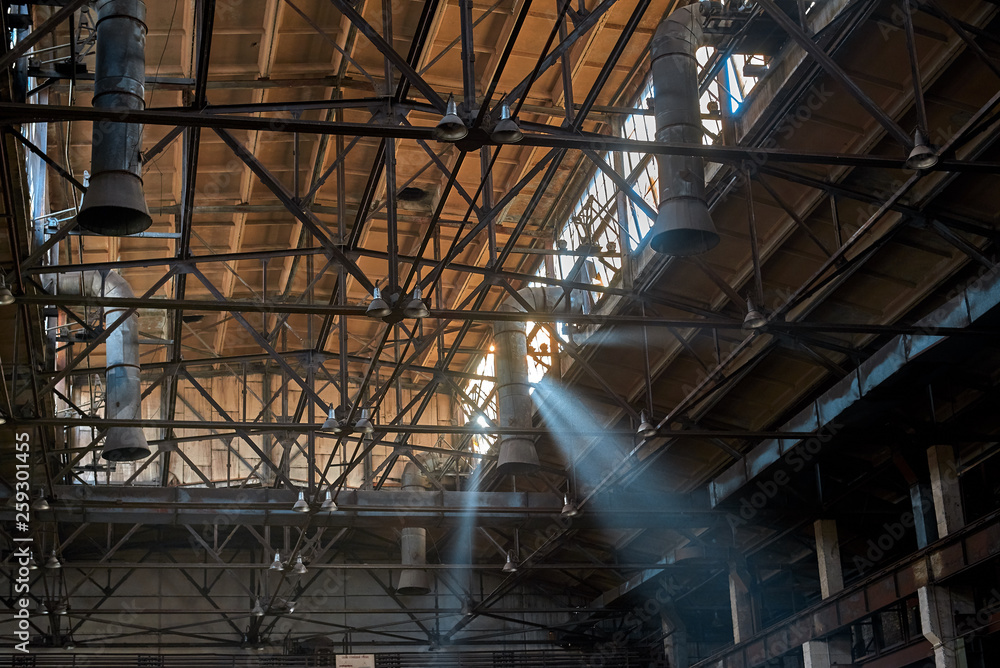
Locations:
214;127;374;292
346;139;386;251
327;0;445;110
440;373;498;429
280;0;376;85
64;528;144;598
662;324;712;374
183;525;256;597
174;390;258;476
9;127;86;192
318;327;394;492
373;450;402;490
690;256;746;311
902;0;929;135
406;133;483;217
302;132;363;204
929;219;995;269
753;174;834;257
10;102;991;172
776;332;849;378
402;449;447;492
158;549;244;635
188;265;328;411
581;148;657;221
172;442;217;488
21;218;76;269
919;0;1000;80
67;565;143;635
746;172;765;304
323;288;490;493
332;0;445;107
193;0;215;109
361;566;435;639
499;278;640;420
337;333;446;491
385;136;400;288
179;366;296;489
504;0;618;109
141;125;184;164
755;0;913;149
36;267;177;399
30;291;1000;335
459;0;476;110
557;13;575;125
492;150;568;270
0;0;91;71
263;256;336;344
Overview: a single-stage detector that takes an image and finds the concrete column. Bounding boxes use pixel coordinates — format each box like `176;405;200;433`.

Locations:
661;604;689;668
927;445;964;537
919;585;974;668
729;569;754;644
910;482;939;548
802;634;851;668
814;519;844;598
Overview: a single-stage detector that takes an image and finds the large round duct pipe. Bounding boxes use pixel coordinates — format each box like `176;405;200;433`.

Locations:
396;462;432;595
76;0;152;236
648;1;720;256
46;271;150;461
495;287;582;477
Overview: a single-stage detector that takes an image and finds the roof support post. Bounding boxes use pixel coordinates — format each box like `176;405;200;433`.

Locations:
813;518;844;599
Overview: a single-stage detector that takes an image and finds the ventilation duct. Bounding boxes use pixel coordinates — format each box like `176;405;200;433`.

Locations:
396;461;431;596
76;0;152;236
495;287;582;476
648;1;720;256
47;271;150;461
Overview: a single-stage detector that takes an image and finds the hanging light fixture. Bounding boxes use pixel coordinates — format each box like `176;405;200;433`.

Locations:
320;490;338;512
365;287;392;319
292;491;310;513
293;556;308;575
54;601;68;615
743;297;767;330
322;405;340;431
491;99;523;144
251;599;265;617
905;129;938;170
402;287;430;319
432;94;468;141
636;411;657;440
36;601;48;615
45;550;61;569
355;408;374;435
27;553;38;570
32;495;50;512
286;599;297;613
0;275;14;306
561;494;580;518
502;550;518;573
63;637;75;650
269;551;283;571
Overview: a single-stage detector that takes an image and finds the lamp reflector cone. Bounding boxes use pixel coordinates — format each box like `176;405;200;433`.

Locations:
432;94;468;141
292;491;310;513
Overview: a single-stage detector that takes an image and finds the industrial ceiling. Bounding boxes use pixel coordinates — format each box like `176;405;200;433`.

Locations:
1;0;999;664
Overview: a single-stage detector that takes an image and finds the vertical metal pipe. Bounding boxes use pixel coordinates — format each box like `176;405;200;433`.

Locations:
76;0;151;236
50;272;149;461
648;2;719;256
494;287;581;476
397;461;431;595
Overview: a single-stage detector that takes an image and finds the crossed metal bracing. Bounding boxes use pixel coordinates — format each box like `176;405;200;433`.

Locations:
1;0;1000;655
